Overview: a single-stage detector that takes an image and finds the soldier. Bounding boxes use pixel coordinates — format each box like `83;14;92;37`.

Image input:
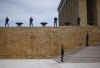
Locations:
54;17;57;28
77;17;80;25
5;17;10;27
61;45;64;62
29;17;33;27
86;32;89;47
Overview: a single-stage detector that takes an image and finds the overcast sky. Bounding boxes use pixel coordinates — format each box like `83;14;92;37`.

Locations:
0;0;60;27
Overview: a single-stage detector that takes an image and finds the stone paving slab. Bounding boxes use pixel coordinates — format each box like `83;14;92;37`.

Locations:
0;59;61;68
0;59;100;68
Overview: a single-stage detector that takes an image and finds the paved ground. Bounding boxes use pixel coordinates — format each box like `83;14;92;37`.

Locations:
0;59;100;68
0;59;61;68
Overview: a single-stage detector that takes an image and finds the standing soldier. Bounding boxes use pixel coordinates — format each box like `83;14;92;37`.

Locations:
61;45;64;62
86;32;89;47
29;17;33;27
77;17;80;25
5;17;10;27
54;17;57;28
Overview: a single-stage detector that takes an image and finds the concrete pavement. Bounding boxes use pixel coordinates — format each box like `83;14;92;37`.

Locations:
0;59;100;68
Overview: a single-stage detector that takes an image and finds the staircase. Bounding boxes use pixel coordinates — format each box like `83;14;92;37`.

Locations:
56;45;100;63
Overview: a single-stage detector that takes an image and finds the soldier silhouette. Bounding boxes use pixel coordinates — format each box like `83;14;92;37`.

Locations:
5;17;10;27
61;45;64;62
86;32;89;47
54;17;57;28
29;17;33;27
77;17;80;25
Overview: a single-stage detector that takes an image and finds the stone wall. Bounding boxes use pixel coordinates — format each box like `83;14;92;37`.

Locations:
79;0;87;26
58;0;79;26
0;26;100;58
97;0;100;26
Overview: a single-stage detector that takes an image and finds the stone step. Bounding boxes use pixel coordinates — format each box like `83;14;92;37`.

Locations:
56;46;100;63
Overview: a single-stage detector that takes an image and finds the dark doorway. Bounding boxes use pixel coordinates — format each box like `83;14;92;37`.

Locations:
87;0;97;25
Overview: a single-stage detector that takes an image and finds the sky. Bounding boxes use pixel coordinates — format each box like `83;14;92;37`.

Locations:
0;0;60;27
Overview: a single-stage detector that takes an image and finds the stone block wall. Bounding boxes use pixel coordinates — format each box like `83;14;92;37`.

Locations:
58;0;79;26
0;26;100;58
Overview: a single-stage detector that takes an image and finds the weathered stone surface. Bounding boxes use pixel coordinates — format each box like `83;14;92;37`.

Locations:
0;26;100;58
